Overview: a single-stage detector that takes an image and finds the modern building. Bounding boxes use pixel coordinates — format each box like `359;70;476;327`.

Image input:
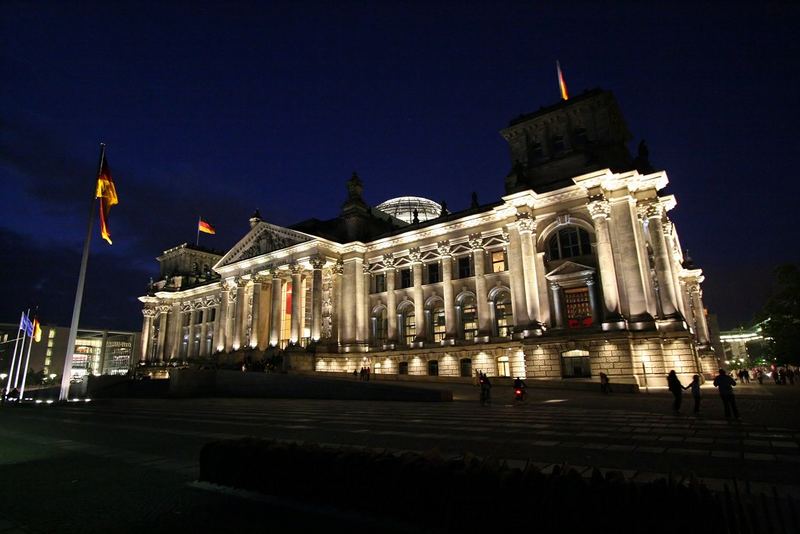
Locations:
0;323;140;385
718;321;770;368
138;88;716;386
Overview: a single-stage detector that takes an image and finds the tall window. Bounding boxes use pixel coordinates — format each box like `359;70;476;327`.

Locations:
428;360;439;376
432;306;445;342
457;256;472;279
565;287;593;328
497;356;510;377
495;292;513;337
460;358;473;378
280;281;292;346
548;227;591;260
562;349;591;378
461;296;477;340
398;361;409;375
427;263;440;284
401;308;416;345
400;269;412;288
374;273;386;293
374;309;388;344
491;251;506;272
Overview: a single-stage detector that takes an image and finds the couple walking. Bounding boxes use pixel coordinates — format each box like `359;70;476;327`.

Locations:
667;369;740;419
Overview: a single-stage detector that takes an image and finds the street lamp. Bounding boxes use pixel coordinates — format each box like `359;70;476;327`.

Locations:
0;373;7;394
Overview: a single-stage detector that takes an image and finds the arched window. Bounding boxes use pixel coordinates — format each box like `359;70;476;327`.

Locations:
431;304;445;342
458;295;478;340
494;291;513;338
561;349;591;378
548;227;591;261
372;307;387;345
398;304;415;346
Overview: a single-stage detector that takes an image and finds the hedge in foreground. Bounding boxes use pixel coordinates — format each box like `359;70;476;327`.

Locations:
199;438;726;533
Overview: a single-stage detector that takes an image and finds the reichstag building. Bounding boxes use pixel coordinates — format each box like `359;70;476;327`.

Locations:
139;89;716;387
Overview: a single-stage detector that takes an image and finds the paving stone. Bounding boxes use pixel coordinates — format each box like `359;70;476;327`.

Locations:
743;452;777;461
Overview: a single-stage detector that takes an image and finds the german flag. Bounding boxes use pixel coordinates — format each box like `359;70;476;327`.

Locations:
198;218;216;235
557;60;569;101
95;156;118;244
32;318;41;343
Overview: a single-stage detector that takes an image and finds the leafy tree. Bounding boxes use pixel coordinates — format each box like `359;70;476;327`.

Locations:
760;264;800;365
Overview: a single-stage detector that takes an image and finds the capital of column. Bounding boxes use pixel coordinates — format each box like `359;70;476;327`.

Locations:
235;276;248;288
363;263;371;275
587;198;611;220
549;281;561;292
383;253;396;269
142;307;157;318
408;247;422;263
468;233;484;251
515;212;537;234
252;274;269;284
156;304;171;314
437;240;452;258
637;199;663;220
585;277;596;287
289;262;304;275
310;256;326;270
332;259;344;275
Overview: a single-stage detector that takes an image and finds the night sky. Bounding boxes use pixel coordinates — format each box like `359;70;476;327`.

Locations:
1;1;798;332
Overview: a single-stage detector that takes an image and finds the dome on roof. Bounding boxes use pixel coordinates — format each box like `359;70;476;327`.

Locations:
375;196;443;224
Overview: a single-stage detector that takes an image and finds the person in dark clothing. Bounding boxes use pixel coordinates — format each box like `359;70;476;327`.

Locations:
667;370;684;414
713;369;740;419
688;374;702;414
599;372;612;394
479;372;492;405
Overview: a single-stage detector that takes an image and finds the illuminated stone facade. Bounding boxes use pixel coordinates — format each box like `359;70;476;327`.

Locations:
139;90;716;386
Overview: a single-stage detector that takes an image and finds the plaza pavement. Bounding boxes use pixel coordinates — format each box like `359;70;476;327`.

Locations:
0;380;798;533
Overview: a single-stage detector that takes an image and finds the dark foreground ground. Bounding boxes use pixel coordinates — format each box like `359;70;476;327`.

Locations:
0;381;798;533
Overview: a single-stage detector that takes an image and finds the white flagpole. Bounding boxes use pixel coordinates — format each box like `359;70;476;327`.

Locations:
196;216;200;246
5;311;26;395
59;143;105;401
11;310;30;389
18;328;35;399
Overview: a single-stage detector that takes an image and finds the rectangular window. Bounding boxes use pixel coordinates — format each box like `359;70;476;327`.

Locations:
375;273;386;293
398;361;409;375
400;269;412;288
427;263;440;284
457;257;472;279
208;308;216;323
491;251;506;272
565;287;593;328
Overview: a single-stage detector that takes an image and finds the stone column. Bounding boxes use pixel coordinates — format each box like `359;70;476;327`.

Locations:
610;197;652;325
187;303;197;357
232;278;246;351
640;200;679;318
224;282;236;352
290;264;303;344
438;242;456;339
341;259;357;345
586;277;601;326
410;248;425;342
505;226;530;331
469;234;491;336
216;283;229;352
535;251;551;326
356;260;368;344
199;307;209;357
333;260;344;344
156;306;169;362
311;257;325;341
250;277;262;348
517;213;541;328
549;282;564;329
384;255;398;343
141;308;155;362
269;271;283;346
170;302;182;359
587;198;622;323
687;277;710;345
258;278;271;350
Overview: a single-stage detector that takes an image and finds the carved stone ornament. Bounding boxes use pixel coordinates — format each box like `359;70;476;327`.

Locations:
637;200;663;220
515;212;537;233
236;276;248;288
157;305;171;314
383;253;395;268
332;259;344;275
363;262;371;275
142;307;157;318
289;262;303;275
556;212;571;226
587;200;611;220
408;247;422;263
437;240;452;258
468;233;484;251
310;256;326;270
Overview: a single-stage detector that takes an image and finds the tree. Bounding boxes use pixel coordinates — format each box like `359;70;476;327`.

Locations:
760;264;800;365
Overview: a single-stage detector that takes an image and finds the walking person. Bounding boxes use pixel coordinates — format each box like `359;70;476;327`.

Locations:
479;372;492;406
599;372;612;394
667;370;684;414
713;368;740;420
688;374;702;415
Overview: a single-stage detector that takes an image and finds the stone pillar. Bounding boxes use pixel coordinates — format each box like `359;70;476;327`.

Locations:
535;252;551;326
232;278;246;350
384;255;398;343
341;259;357;345
311;257;325;341
469;234;491;336
269;272;283;346
156;306;169;362
199;307;209;357
216;284;229;352
410;248;426;342
687;277;710;345
224;282;236;352
250;277;262;348
187;304;197;357
141;308;155;362
290;264;303;344
517;213;541;329
587;198;622;324
640;200;679;318
610;197;652;326
438;242;456;339
505;226;530;330
356;260;368;344
333;260;344;344
258;278;271;350
550;282;564;329
170;302;182;359
586;277;601;326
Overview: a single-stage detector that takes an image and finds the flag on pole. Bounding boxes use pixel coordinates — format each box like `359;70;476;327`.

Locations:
198;218;216;235
32;318;42;343
21;313;33;337
96;156;118;244
557;60;569;101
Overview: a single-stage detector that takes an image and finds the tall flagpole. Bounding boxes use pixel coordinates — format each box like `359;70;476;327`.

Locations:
4;311;25;395
59;143;106;401
11;310;30;389
196;216;200;246
18;326;35;398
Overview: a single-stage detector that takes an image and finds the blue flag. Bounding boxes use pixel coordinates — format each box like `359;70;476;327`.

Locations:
20;313;33;337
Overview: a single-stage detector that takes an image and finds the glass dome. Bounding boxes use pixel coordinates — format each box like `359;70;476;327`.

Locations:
375;196;444;224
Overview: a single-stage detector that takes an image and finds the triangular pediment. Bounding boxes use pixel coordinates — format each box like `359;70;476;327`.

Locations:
545;260;595;281
215;221;313;268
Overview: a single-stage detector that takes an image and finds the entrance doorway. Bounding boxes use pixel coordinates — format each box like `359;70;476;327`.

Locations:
561;349;591;378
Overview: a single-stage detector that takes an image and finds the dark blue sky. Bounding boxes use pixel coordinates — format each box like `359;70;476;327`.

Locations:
1;1;798;331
